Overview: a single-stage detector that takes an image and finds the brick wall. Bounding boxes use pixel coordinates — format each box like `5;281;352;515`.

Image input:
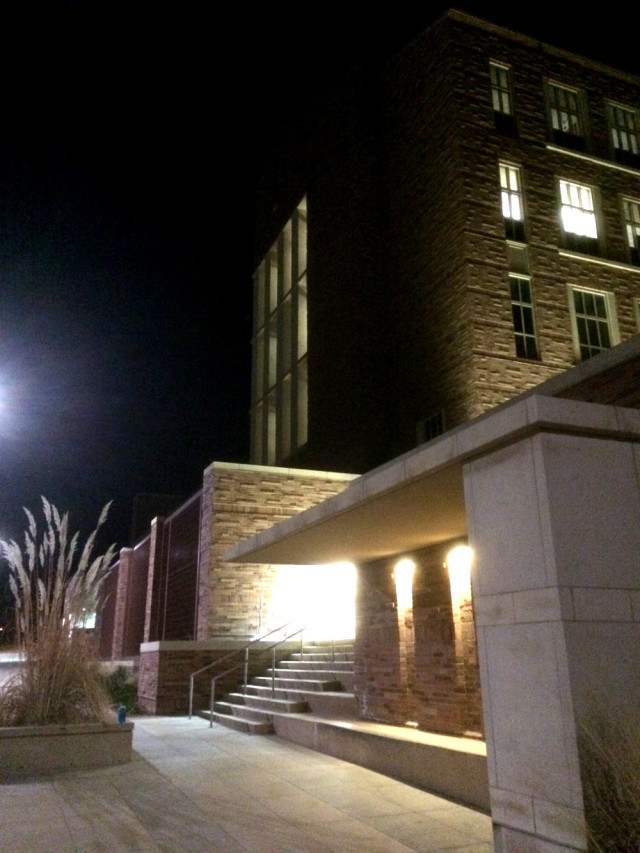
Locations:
354;541;482;737
197;462;355;638
138;642;304;716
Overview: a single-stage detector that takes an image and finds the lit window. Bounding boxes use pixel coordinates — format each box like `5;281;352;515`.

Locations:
559;179;599;254
622;198;640;265
251;198;308;465
548;83;584;149
608;103;640;167
490;62;516;132
500;163;525;241
568;286;618;362
509;275;539;360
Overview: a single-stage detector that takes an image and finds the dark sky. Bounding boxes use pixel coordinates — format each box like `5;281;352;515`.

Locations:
0;1;637;549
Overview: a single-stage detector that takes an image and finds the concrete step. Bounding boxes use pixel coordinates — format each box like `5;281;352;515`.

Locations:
291;652;354;662
214;701;276;724
244;684;358;717
278;659;353;672
199;709;273;735
255;673;342;692
265;667;355;692
226;692;309;713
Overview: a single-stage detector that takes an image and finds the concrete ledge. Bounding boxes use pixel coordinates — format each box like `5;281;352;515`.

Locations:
272;715;489;812
0;721;134;780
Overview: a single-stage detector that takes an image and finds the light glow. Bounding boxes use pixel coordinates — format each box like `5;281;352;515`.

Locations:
270;562;356;640
394;558;415;612
447;545;472;606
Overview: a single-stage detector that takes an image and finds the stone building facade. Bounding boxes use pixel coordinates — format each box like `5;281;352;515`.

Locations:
100;16;640;814
251;9;640;472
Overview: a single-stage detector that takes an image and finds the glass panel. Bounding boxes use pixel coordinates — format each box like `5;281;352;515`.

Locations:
268;247;278;314
282;220;292;297
297;356;308;447
255;262;266;331
281;373;292;460
267;319;277;389
279;295;293;377
254;329;265;399
266;391;277;466
297;282;308;357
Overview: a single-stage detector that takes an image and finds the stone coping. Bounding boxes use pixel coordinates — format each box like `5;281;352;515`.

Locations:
0;721;134;739
141;637;354;652
0;720;134;780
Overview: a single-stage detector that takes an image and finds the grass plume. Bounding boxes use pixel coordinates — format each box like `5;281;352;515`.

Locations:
0;498;116;726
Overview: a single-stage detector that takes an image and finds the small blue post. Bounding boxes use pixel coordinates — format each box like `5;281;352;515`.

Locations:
117;705;127;724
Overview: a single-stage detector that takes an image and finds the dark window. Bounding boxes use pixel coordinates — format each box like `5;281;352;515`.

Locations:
571;288;614;361
609;104;640;168
490;62;517;133
509;276;539;360
623;199;640;265
548;83;585;150
416;411;445;445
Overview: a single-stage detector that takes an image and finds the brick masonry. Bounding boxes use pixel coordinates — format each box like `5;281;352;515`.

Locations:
355;541;482;737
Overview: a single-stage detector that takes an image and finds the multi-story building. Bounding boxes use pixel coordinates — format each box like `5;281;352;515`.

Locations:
99;12;640;850
251;8;640;472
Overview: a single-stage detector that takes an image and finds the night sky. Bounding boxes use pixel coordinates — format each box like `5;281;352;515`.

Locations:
0;2;637;549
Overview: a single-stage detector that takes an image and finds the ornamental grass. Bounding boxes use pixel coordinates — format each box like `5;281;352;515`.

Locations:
0;498;116;726
579;707;640;853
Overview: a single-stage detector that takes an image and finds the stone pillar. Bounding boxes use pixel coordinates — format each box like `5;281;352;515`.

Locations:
110;547;133;659
463;402;640;851
143;517;165;643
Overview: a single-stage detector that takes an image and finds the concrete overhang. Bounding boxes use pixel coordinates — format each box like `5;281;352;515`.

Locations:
225;392;640;566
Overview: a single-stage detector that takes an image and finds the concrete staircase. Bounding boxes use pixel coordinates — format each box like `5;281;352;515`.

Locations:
199;642;358;734
197;640;490;812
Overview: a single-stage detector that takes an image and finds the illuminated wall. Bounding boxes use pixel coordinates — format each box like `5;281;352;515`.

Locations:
354;541;481;736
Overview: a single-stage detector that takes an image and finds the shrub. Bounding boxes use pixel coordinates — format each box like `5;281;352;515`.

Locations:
0;498;116;726
579;708;640;852
104;666;140;713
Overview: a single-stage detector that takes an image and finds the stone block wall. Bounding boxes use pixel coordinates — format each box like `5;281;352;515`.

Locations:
354;540;482;737
197;462;356;639
253;10;640;475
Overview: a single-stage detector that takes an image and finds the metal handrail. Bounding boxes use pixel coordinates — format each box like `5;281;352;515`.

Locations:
202;625;306;728
187;620;301;720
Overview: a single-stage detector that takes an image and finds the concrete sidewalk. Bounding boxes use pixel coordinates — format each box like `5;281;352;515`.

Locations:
0;716;493;852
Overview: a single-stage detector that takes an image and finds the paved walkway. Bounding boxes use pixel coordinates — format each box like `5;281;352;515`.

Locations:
0;716;493;852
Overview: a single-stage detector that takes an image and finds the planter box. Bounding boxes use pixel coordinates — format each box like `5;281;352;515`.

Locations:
0;721;134;780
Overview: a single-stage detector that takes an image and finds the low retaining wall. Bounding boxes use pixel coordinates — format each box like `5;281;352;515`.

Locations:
0;722;134;780
272;715;489;812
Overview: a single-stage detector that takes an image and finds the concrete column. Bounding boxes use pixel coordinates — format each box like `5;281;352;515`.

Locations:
463;402;640;851
110;547;133;659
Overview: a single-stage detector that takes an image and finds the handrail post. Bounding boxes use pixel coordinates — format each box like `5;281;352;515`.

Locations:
244;647;249;693
271;647;276;697
210;679;215;728
189;675;194;719
300;629;303;661
331;635;335;662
